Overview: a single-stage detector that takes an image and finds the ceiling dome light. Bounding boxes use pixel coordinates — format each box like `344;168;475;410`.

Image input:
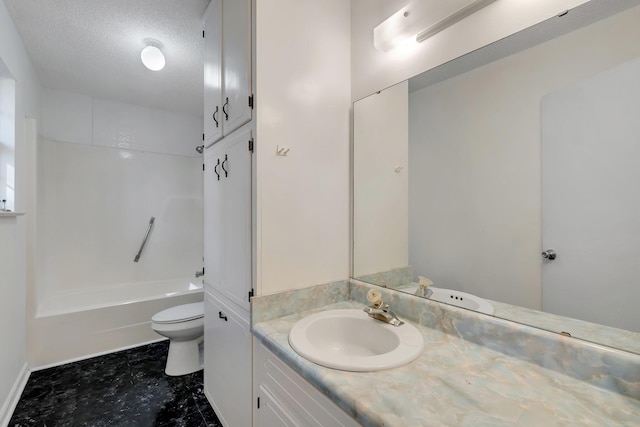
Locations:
141;45;165;71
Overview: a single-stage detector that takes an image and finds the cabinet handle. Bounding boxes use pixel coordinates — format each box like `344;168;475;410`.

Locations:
222;97;229;121
221;154;228;178
214;158;220;181
218;311;228;321
213;106;219;128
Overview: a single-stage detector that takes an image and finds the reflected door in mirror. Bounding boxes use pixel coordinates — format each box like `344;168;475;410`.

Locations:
542;57;640;333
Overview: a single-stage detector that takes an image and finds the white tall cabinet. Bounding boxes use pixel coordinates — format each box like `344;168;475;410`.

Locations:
203;0;253;425
202;0;351;425
203;131;253;427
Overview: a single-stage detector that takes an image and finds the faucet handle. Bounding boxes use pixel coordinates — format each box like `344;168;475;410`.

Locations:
418;276;433;289
367;289;383;307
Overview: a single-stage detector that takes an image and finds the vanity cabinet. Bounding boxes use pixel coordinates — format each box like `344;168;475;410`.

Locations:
204;288;252;427
253;341;360;427
203;0;252;146
203;128;252;312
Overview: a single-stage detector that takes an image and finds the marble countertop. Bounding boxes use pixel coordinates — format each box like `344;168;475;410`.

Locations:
252;299;640;426
356;266;640;357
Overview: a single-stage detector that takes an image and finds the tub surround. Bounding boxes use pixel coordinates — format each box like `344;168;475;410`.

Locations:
251;280;640;426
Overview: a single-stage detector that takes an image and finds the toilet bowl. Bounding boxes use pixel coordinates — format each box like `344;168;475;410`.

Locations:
151;301;204;376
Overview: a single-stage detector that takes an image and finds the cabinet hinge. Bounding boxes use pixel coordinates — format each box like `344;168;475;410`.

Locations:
202;163;205;171
202;133;205;141
202;30;205;38
248;94;254;109
248;288;254;301
257;397;260;409
248;138;254;152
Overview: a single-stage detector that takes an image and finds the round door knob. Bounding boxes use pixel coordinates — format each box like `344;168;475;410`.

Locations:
542;249;557;260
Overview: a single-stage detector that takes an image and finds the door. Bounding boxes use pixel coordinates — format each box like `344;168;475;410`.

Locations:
221;129;252;311
254;387;298;427
204;130;252;306
204;0;223;145
222;0;252;135
204;290;252;427
541;57;640;332
203;143;223;290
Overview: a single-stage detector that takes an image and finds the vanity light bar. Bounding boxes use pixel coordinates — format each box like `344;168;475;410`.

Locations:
416;0;498;43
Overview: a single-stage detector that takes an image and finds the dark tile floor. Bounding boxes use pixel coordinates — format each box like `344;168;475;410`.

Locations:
9;341;221;427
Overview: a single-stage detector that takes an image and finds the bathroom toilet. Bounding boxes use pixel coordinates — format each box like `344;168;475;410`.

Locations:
151;301;204;376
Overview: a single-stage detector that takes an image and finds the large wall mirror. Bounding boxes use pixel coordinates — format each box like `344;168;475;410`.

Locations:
353;1;640;355
0;57;16;213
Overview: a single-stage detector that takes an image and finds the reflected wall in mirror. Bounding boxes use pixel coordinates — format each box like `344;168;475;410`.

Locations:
0;57;15;212
353;2;640;355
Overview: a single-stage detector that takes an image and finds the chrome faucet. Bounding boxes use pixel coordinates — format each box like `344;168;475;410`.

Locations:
415;276;433;298
363;289;404;327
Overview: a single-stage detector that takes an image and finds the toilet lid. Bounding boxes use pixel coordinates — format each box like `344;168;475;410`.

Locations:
152;302;204;324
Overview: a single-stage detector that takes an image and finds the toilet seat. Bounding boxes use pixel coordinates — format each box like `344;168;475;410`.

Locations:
152;302;204;324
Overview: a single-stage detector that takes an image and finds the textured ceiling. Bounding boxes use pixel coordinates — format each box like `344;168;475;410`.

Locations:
4;0;208;116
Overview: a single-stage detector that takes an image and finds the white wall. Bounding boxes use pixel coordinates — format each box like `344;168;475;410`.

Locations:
37;89;204;305
353;81;408;277
351;0;590;101
0;0;41;423
255;0;351;294
407;6;640;308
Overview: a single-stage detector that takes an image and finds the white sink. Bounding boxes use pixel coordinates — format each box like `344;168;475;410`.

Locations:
404;285;495;315
288;309;424;372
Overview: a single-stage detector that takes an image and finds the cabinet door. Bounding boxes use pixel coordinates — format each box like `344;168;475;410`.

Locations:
204;0;223;145
254;341;361;427
204;290;252;427
221;129;252;311
203;144;223;290
255;386;298;427
222;0;252;135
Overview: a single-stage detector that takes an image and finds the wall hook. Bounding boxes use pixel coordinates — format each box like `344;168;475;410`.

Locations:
277;145;290;156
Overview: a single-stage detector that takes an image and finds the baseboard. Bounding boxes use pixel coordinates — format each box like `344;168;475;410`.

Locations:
0;363;30;427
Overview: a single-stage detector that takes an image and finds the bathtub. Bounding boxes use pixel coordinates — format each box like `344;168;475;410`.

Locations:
30;278;204;369
36;278;204;317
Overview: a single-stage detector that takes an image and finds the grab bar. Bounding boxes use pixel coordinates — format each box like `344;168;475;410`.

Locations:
134;217;155;262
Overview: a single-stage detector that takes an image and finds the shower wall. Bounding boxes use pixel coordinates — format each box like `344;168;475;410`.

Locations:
37;89;203;308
